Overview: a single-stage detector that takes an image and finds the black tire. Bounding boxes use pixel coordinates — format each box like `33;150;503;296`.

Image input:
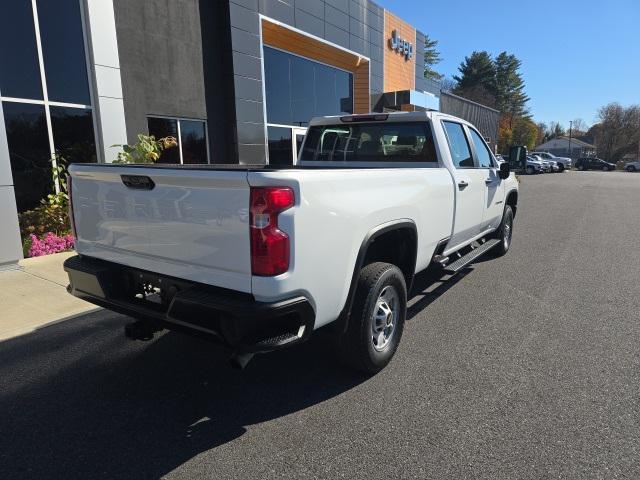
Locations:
627;165;637;172
558;163;565;172
339;262;407;374
578;165;586;171
492;205;514;257
525;166;535;175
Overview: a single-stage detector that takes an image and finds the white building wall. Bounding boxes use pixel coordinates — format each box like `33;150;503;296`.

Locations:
83;0;127;163
0;97;24;265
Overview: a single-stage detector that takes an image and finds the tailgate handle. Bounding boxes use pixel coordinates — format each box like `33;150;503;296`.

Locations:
121;175;155;190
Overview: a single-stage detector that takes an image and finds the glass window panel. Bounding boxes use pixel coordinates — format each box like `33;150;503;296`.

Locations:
336;70;354;114
469;129;493;168
442;121;474;168
291;55;314;127
264;47;292;125
180;120;208;164
0;0;43;99
147;117;180;163
35;0;90;105
314;64;335;119
295;132;305;157
300;122;437;163
3;102;52;212
264;47;354;127
50;106;96;165
267;126;293;165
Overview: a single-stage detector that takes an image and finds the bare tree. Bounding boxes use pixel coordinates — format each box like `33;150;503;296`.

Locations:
570;118;587;136
593;103;640;162
440;77;456;92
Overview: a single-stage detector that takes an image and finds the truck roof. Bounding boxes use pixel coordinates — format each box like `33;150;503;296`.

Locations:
308;110;472;127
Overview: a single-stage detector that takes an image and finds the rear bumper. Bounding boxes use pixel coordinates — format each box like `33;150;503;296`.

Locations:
64;255;315;352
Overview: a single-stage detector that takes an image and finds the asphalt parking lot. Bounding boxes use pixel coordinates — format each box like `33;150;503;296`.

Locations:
1;171;639;479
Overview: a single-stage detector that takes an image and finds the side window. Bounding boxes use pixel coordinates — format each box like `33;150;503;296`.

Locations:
442;121;474;168
469;129;493;168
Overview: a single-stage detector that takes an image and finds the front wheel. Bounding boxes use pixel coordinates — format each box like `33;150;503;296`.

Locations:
492;205;514;257
526;166;535;175
339;262;407;374
627;165;637;172
558;164;565;172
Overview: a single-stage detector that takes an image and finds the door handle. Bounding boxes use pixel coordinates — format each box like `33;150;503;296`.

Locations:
485;179;494;185
458;180;469;188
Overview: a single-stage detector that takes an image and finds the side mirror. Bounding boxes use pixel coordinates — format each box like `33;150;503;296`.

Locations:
509;145;528;170
498;161;510;180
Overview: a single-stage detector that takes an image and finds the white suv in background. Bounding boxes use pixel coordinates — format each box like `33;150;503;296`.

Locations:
531;152;572;172
625;160;640;172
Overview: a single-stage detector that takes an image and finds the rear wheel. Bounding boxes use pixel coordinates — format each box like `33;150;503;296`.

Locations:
339;262;407;374
492;205;514;257
578;165;586;171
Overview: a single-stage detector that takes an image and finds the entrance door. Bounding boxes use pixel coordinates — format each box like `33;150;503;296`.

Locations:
292;127;307;164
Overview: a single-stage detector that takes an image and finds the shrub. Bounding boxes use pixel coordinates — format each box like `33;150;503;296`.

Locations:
112;134;177;164
18;154;71;240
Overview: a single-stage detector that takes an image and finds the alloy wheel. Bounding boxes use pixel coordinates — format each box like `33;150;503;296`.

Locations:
503;213;513;250
371;286;399;352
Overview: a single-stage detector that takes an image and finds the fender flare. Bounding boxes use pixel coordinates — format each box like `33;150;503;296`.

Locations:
335;219;418;334
505;188;518;216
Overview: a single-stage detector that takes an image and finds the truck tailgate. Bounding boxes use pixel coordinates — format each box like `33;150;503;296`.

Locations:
69;164;252;292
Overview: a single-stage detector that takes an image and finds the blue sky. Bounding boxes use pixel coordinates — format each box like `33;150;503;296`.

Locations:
376;0;640;128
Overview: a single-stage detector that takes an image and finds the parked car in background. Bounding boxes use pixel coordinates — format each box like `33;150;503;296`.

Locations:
530;155;552;172
576;157;616;171
625;160;640;172
531;151;572;172
525;155;544;174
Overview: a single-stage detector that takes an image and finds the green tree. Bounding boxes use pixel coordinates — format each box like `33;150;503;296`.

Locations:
511;117;538;150
453;51;496;107
494;52;529;120
550;122;566;139
423;34;443;81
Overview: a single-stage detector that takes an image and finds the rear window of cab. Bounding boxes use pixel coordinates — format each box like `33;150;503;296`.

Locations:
300;122;438;163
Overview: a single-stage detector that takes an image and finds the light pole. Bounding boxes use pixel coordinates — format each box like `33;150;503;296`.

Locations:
569;120;573;159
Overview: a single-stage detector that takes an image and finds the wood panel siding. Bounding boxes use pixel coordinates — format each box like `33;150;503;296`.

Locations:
354;62;370;113
262;19;370;114
383;11;416;93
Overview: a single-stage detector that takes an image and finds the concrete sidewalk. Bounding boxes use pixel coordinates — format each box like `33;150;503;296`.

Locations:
0;252;99;341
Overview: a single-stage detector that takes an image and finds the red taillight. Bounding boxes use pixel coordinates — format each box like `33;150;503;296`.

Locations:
250;187;294;276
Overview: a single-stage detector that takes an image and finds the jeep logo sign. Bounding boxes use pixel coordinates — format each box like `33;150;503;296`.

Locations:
389;30;413;61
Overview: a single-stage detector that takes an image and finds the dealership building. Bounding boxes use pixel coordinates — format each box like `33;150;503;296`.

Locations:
0;0;498;265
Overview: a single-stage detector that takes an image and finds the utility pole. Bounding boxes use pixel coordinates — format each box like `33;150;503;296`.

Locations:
569;120;573;159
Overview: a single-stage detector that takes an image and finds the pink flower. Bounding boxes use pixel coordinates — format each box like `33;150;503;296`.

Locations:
28;232;75;257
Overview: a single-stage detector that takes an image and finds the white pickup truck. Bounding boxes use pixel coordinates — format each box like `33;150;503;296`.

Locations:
65;112;520;373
